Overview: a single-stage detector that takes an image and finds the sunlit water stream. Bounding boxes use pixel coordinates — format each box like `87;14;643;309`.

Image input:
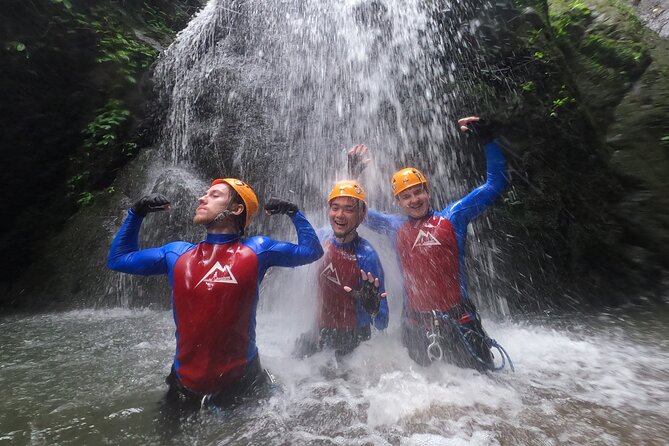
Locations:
2;303;667;445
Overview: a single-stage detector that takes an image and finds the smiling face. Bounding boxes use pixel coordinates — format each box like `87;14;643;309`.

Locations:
396;184;430;219
328;196;366;242
193;182;239;225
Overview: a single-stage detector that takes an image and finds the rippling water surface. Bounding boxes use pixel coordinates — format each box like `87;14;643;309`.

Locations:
1;303;667;445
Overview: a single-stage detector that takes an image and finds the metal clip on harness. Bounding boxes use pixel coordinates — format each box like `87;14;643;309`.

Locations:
426;310;444;362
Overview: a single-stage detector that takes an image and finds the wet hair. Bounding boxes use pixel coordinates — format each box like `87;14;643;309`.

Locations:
228;189;247;235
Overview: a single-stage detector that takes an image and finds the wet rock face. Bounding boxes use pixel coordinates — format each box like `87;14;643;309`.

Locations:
457;0;669;307
632;0;669;37
0;0;203;304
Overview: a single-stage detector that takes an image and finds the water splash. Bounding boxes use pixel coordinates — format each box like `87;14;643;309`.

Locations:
154;0;486;210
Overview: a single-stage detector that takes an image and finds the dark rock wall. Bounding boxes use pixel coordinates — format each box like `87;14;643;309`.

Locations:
469;0;669;307
0;0;202;303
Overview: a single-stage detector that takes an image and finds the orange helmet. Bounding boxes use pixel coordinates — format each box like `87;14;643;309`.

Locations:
391;167;428;197
211;178;259;228
328;180;367;205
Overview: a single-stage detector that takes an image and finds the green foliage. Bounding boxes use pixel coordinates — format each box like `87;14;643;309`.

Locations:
522;81;536;92
581;34;646;72
550;85;576;117
123;142;138;157
142;2;178;40
82;15;158;85
77;192;94;207
82;99;131;152
3;41;27;53
67;171;90;195
550;0;591;40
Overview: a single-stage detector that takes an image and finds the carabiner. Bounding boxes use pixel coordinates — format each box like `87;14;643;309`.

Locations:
426;331;443;362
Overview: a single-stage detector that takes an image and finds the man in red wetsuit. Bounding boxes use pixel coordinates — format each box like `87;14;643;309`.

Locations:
349;117;511;371
108;178;323;408
294;180;389;359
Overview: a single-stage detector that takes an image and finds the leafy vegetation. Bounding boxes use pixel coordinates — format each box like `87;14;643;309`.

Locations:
0;0;201;287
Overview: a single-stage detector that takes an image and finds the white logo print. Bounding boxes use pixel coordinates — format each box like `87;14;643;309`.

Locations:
320;262;341;285
195;261;238;288
412;229;441;249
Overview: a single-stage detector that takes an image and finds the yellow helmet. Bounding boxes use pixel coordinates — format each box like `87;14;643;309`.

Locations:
391;167;428;197
211;178;259;228
328;180;367;205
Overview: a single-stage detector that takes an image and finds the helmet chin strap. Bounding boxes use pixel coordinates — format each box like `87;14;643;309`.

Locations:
205;210;231;228
205;200;236;229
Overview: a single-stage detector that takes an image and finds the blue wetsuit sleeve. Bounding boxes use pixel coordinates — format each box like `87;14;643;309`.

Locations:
250;211;324;271
357;241;389;330
365;209;404;238
442;140;508;225
107;209;192;276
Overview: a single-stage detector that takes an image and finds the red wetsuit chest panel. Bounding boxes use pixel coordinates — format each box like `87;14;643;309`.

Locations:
317;241;360;329
396;215;462;312
172;242;258;393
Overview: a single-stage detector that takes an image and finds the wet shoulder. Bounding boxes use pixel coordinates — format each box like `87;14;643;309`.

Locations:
163;241;196;256
356;237;380;258
241;235;276;254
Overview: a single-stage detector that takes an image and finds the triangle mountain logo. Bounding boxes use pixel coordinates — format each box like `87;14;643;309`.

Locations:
320;262;341;285
195;261;238;288
412;229;441;249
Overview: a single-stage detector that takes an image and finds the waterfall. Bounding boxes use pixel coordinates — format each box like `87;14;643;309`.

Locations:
153;0;486;203
115;0;509;317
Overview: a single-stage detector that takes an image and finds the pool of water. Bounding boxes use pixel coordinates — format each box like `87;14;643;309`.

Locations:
1;304;667;445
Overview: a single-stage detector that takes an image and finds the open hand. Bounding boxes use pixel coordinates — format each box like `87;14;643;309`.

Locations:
344;269;387;315
458;116;499;142
347;144;371;178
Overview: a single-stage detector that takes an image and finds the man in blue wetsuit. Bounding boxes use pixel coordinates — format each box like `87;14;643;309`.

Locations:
348;116;510;370
293;180;389;359
107;178;323;408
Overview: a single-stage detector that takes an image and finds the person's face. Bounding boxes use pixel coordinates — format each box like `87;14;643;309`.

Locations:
396;184;430;219
328;196;365;239
193;183;236;225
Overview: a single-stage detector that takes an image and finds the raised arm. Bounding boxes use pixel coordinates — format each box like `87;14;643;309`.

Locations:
442;117;509;224
443;140;508;225
365;208;405;238
107;209;172;275
252;204;324;269
107;194;193;276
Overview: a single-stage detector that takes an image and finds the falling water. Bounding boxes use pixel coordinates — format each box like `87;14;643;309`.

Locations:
148;0;506;315
153;0;485;208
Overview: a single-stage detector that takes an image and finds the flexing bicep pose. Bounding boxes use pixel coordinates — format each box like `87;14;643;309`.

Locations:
293;181;389;360
108;178;323;409
349;117;513;371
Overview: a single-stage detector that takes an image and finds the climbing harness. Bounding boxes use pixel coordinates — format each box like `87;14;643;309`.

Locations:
426;310;514;372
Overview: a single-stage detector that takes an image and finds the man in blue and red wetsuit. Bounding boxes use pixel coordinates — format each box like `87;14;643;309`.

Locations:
107;178;323;408
349;117;510;370
294;180;389;359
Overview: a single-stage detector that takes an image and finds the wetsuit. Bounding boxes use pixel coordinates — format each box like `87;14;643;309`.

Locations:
365;141;508;368
294;233;389;358
107;209;323;403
